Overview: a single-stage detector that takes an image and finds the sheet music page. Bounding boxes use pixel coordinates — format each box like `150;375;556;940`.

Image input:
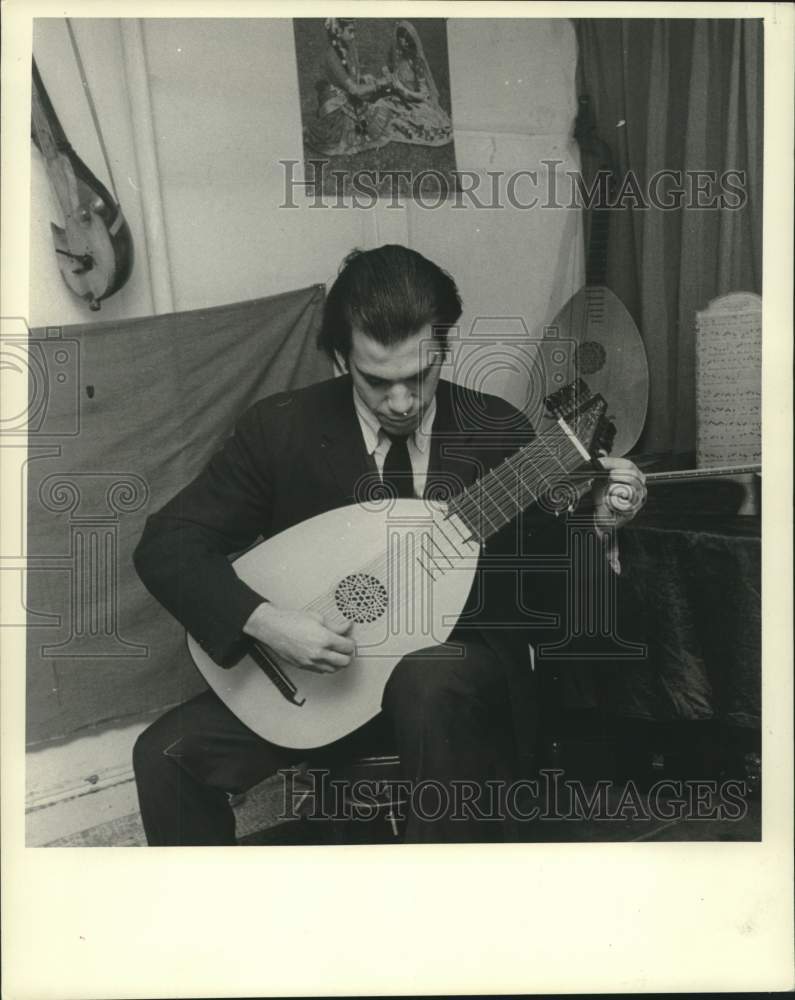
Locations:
696;296;762;466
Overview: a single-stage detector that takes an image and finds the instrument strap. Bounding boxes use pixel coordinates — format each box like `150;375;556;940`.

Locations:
65;18;120;202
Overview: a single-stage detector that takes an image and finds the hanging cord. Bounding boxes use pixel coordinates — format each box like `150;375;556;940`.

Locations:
65;17;120;202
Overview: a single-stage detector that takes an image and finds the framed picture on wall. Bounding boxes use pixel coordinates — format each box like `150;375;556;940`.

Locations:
293;17;459;198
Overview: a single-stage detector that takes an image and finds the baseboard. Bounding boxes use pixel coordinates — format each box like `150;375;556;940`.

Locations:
26;779;145;847
26;719;149;846
25;716;293;846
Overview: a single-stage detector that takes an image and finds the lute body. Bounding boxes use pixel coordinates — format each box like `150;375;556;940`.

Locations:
188;387;613;750
543;95;649;456
548;286;648;456
188;499;480;749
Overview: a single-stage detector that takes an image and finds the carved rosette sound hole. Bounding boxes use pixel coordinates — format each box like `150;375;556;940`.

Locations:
575;340;607;375
334;573;388;624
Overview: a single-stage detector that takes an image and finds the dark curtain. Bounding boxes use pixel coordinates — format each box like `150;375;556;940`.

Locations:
574;19;763;458
26;285;331;745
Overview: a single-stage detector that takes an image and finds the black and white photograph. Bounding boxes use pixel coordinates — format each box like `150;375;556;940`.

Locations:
2;3;792;998
294;17;458;196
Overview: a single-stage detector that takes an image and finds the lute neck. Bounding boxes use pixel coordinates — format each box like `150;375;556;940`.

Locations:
31;61;71;158
585;205;610;286
645;463;761;485
447;418;593;544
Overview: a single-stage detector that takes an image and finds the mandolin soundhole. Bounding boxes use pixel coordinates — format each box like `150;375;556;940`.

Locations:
334;573;388;624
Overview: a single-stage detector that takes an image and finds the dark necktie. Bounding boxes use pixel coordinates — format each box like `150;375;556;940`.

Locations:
382;431;415;499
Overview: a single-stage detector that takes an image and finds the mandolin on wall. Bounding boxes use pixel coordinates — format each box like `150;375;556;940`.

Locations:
30;51;134;312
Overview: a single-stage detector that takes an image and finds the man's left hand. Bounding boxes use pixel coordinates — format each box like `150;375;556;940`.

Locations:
592;456;648;530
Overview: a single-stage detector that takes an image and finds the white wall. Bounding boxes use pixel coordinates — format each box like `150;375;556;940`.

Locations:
31;16;583;410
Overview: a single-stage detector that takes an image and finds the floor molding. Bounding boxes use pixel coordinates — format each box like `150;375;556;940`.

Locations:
26;718;151;845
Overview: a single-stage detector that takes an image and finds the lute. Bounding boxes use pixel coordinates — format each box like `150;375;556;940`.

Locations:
188;382;614;750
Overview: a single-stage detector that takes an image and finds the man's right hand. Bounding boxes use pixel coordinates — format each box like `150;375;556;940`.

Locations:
243;603;354;674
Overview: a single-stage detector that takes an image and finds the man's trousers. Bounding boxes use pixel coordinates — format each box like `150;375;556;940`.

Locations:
133;635;519;845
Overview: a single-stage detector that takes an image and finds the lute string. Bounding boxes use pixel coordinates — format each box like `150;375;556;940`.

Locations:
296;419;591;628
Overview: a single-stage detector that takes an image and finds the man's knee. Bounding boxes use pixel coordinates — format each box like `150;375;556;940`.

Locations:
383;643;504;717
132;719;172;787
385;652;453;711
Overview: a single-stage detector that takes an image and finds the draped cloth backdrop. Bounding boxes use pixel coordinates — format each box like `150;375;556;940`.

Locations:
575;19;763;458
26;285;331;744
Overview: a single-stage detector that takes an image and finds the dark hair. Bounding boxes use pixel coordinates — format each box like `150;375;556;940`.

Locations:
326;18;354;70
319;245;462;362
398;27;417;56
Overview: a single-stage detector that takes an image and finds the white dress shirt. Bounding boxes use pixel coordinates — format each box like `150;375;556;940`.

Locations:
353;391;436;498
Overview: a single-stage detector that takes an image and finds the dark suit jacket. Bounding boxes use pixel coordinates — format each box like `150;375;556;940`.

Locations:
134;375;593;761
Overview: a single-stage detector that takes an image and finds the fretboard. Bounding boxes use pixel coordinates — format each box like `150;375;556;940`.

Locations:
447;419;592;543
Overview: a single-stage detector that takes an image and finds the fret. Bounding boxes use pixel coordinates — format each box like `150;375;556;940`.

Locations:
516;437;573;494
515;451;555;500
477;480;506;535
449;418;594;545
449;501;481;544
536;426;586;471
486;463;522;517
488;503;512;532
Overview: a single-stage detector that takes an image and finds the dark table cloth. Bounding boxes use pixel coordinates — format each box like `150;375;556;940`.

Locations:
585;515;761;728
